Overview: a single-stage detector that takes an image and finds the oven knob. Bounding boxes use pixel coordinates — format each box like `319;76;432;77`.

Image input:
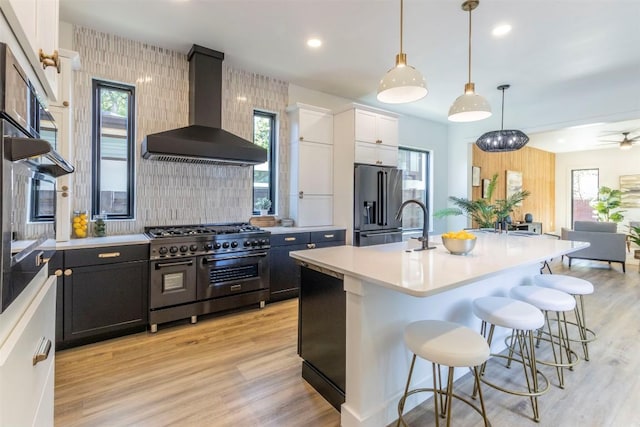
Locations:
251;241;258;247
222;242;230;249
244;241;251;247
159;247;168;255
260;239;267;245
169;246;178;254
180;245;188;253
205;243;213;250
190;244;198;252
214;242;222;250
231;241;238;248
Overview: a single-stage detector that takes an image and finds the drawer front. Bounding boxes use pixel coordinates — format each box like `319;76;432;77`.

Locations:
270;233;310;247
310;230;346;244
0;276;56;426
64;244;149;267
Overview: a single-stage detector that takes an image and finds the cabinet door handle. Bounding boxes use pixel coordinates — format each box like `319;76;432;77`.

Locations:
54;269;63;277
284;237;297;242
299;191;304;199
376;160;383;165
376;139;382;144
64;269;72;276
39;49;60;73
98;252;121;258
324;234;335;238
32;337;52;366
299;136;304;141
307;243;316;249
230;284;242;292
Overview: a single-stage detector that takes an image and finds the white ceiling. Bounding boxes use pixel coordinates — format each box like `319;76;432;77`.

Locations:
59;0;640;153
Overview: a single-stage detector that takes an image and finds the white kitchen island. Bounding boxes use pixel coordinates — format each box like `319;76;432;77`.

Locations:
290;232;588;427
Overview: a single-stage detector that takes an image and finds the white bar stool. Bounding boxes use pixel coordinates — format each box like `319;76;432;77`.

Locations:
533;274;596;360
510;286;579;389
472;296;550;421
396;320;491;427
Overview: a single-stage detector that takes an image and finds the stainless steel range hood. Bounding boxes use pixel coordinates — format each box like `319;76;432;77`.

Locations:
141;45;267;166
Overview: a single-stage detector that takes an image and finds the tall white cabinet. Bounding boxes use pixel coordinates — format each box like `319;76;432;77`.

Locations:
333;104;400;244
288;104;334;227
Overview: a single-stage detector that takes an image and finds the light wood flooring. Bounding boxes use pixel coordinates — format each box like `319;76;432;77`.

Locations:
55;258;640;427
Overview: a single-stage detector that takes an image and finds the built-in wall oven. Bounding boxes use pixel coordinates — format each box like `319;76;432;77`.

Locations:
0;43;74;313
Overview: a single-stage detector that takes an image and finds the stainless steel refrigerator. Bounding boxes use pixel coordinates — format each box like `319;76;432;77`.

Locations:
353;164;403;246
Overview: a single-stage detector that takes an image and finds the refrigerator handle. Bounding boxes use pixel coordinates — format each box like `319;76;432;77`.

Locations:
383;171;389;226
377;171;384;226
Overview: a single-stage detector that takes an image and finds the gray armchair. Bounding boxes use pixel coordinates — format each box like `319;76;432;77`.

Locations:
561;221;626;272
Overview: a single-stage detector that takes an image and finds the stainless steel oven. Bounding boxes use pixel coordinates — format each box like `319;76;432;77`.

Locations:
197;250;269;300
149;257;197;309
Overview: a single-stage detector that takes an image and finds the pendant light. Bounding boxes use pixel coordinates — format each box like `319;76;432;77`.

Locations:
448;0;491;122
377;0;427;104
476;84;529;152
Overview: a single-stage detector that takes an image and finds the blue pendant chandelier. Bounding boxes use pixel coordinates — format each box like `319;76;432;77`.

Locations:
476;84;529;152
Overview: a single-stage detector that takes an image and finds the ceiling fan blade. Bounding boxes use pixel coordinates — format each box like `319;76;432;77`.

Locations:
598;139;622;143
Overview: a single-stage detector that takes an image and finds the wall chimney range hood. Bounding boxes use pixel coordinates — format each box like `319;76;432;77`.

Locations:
141;45;267;166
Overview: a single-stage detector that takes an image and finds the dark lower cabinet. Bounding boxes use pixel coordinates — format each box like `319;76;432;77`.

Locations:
269;229;345;302
299;265;346;410
56;244;149;349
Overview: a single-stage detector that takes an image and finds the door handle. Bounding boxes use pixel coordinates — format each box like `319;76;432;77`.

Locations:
299;191;304;199
64;269;72;276
156;260;194;268
32;337;52;366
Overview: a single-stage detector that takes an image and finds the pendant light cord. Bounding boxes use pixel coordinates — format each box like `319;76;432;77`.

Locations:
467;5;472;84
501;87;505;130
400;0;404;55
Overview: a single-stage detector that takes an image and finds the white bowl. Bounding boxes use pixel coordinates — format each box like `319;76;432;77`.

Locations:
442;237;476;255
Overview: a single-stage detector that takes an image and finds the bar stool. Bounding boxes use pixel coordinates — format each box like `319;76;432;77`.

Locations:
396;320;491;427
472;296;550;421
510;286;579;389
533;274;596;360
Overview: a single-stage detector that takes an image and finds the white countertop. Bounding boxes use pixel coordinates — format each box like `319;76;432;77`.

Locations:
12;234;149;252
264;225;346;234
290;232;589;297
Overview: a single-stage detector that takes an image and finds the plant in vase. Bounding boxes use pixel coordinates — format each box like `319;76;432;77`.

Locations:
255;198;272;216
434;173;530;230
628;225;640;258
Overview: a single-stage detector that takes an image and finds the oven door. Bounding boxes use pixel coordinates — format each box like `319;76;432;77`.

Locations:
149;258;197;309
197;251;269;300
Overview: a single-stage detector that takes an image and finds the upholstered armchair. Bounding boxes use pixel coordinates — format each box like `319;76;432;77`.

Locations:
561;221;626;272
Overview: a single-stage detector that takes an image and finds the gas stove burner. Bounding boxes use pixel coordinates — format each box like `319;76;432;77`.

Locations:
145;222;264;239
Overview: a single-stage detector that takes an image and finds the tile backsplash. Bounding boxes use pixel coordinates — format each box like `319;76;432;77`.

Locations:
59;26;290;236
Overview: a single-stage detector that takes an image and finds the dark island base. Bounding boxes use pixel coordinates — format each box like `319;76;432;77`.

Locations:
302;361;345;411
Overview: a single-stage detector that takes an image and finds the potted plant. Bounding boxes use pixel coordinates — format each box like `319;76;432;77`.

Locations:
434;173;530;229
628;225;640;259
255;198;272;216
590;186;625;223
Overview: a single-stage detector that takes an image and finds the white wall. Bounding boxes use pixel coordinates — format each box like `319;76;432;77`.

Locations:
555;147;640;231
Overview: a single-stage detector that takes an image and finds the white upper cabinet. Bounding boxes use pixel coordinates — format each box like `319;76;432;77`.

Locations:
354;108;399;147
288;104;334;227
1;0;60;100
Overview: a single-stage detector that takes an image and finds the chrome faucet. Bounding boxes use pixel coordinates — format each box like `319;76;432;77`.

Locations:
395;199;435;251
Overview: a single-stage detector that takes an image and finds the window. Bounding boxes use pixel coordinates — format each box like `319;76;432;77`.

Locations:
92;80;135;219
30;107;57;222
571;168;599;225
398;148;430;230
253;111;276;214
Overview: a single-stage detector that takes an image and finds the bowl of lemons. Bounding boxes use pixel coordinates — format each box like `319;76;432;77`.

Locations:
441;230;477;255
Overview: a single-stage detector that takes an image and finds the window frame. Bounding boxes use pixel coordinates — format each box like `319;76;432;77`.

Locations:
252;110;277;215
398;147;431;231
570;168;599;227
91;79;136;220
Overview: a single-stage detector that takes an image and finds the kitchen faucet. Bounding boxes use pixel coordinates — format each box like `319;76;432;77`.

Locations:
395;199;435;251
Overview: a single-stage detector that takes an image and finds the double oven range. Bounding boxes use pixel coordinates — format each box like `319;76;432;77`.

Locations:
145;223;270;332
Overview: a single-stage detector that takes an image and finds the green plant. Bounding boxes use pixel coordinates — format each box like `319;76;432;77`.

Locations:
255;197;272;210
628;225;640;247
590;186;625;223
434;173;530;229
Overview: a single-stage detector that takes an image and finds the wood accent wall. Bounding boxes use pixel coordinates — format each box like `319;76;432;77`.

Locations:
471;145;556;232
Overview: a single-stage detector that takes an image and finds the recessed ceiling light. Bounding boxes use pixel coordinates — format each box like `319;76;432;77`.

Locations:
306;38;322;48
492;24;512;37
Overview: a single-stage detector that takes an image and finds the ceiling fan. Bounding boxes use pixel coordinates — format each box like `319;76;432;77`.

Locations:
598;131;640;150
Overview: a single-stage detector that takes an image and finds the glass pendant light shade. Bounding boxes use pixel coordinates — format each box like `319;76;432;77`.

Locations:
378;54;428;104
448;83;491;122
377;0;428;104
448;0;491;122
475;84;529;152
